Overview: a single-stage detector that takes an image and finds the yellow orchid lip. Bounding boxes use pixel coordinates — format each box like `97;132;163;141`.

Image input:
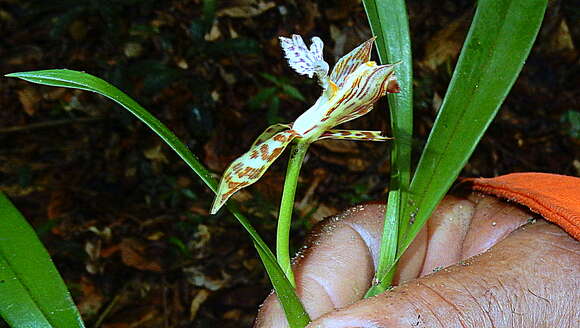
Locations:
210;34;400;214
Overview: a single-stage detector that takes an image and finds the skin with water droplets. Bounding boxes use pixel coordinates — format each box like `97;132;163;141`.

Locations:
256;194;580;327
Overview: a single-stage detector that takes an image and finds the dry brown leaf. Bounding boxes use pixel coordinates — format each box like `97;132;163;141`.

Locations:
217;0;275;18
419;11;471;71
550;19;575;52
223;309;242;320
204;20;222;41
120;238;163;272
190;289;211;321
183;266;230;291
316;139;359;153
324;0;360;21
77;276;105;319
143;144;168;164
17;88;41;116
85;239;104;274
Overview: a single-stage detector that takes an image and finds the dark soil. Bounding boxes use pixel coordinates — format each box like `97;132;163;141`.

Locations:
0;0;578;327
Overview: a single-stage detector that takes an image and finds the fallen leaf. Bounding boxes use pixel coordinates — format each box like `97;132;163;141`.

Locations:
120;238;163;272
419;11;471;71
324;0;359;21
17;88;41;116
143;144;168;164
77;276;105;319
204;20;221;41
223;309;242;320
183;266;230;291
217;0;275;18
189;289;211;321
550;19;575;52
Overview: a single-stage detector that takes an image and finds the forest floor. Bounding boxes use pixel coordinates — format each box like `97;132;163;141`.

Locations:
0;0;578;327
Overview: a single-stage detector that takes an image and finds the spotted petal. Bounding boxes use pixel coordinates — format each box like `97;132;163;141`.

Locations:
319;129;392;141
329;37;375;88
279;35;329;80
211;129;298;214
250;123;292;148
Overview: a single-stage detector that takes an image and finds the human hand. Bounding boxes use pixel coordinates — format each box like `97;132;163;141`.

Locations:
255;193;580;327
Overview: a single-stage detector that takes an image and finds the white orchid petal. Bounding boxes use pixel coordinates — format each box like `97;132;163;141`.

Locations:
309;37;325;62
279;34;329;81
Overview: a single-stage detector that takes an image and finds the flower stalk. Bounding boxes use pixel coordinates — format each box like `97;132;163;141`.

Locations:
210;34;401;291
277;139;310;285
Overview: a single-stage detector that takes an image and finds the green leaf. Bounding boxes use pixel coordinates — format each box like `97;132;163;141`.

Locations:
363;0;413;295
562;110;580;139
5;69;310;327
258;73;305;102
0;192;85;328
260;72;282;86
280;84;306;102
267;95;282;124
201;0;217;29
248;87;278;110
400;0;547;254
6;69;216;192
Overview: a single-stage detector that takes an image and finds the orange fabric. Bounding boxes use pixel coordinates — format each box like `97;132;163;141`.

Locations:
465;173;580;241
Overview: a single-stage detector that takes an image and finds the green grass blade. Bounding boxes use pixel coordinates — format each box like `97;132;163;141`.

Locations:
363;0;413;295
0;192;85;328
5;70;310;327
5;69;217;192
400;0;547;253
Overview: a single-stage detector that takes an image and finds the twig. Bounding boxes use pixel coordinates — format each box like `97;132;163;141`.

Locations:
93;293;122;328
0;117;106;134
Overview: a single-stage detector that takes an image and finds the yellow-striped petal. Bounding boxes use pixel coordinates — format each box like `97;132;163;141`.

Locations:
329;37;375;88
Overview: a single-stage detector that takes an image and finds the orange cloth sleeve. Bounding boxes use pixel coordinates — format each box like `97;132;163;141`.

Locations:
465;173;580;241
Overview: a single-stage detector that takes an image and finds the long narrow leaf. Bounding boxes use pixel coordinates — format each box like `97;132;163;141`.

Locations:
363;0;413;295
5;70;310;327
400;0;547;254
0;192;85;328
6;70;217;191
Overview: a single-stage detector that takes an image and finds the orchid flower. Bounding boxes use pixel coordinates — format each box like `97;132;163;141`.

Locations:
211;34;400;214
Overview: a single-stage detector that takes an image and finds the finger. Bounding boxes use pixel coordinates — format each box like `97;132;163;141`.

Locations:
255;203;385;327
462;193;534;259
417;196;474;277
307;221;580;328
394;196;476;283
256;197;478;327
255;194;534;327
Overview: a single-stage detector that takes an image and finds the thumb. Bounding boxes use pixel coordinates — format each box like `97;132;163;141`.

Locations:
307;221;580;328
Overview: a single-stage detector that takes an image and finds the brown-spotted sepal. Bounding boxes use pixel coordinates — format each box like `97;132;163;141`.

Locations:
210;128;298;214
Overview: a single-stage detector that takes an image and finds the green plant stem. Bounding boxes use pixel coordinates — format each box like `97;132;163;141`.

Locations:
365;191;399;297
277;139;310;286
363;0;413;296
375;0;547;282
